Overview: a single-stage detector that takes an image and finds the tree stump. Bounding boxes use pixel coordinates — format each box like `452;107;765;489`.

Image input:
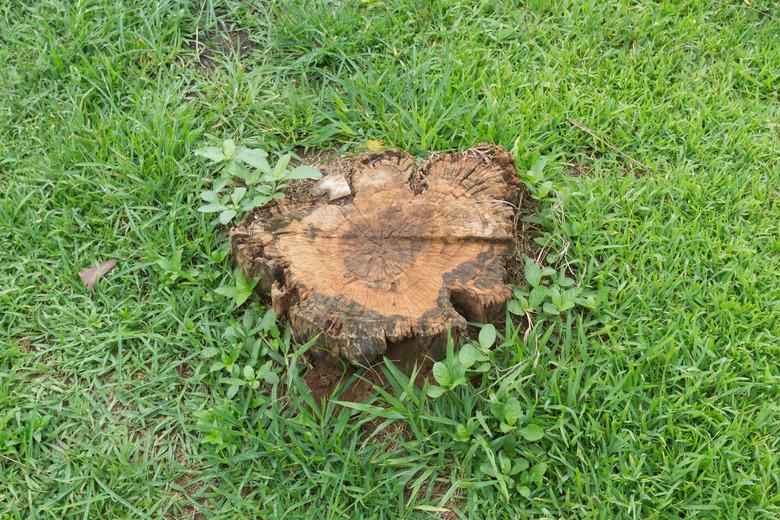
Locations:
230;144;521;365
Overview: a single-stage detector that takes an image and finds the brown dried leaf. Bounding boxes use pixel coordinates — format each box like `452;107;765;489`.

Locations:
79;259;117;291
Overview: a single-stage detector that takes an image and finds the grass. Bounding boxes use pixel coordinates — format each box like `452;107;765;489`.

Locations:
1;0;779;517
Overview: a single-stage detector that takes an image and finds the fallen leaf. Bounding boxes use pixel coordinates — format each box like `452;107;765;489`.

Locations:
79;259;117;291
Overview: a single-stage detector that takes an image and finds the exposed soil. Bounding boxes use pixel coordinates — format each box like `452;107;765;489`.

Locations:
284;147;357;203
192;27;256;70
404;479;462;520
564;155;645;178
565;161;592;178
171;471;209;520
303;335;440;403
506;177;542;285
174;361;193;379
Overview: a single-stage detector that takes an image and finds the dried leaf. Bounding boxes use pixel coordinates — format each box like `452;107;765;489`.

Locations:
79;259;117;291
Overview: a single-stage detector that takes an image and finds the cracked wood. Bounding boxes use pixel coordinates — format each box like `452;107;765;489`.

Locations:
230;144;521;365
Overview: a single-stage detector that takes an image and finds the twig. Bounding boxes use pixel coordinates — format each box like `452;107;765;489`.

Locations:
566;118;650;172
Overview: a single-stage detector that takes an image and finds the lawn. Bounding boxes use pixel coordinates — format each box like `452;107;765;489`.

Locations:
1;0;779;518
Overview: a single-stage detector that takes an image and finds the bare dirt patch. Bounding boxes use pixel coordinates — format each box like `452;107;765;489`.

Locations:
565;161;593;178
171;471;209;520
303;335;439;404
192;27;256;70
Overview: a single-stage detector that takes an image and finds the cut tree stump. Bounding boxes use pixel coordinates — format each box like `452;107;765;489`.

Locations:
230;144;521;365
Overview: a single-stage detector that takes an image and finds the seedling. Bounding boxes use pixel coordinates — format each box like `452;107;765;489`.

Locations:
214;268;259;307
201;306;281;401
196;139;322;225
510;257;598;316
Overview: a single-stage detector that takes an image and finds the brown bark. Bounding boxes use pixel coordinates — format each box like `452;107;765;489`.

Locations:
230;144;521;365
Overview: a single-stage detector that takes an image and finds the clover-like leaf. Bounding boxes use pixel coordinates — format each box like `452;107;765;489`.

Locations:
459;344;477;369
478;324;497;350
524;258;542;287
195;146;225;163
519;424;544;442
286;165;322;180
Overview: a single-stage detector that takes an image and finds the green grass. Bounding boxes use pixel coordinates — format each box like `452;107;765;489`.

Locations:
1;0;779;517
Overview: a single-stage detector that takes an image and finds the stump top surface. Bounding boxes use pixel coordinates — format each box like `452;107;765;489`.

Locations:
231;144;521;364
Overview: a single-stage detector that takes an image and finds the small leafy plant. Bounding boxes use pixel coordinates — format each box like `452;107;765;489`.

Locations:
508;257;597;317
214;268;259;308
479;450;548;499
196;139;322;225
426;326;496;398
201;305;283;402
521;157;554;200
154;248;199;285
395;323;551;502
194;404;242;455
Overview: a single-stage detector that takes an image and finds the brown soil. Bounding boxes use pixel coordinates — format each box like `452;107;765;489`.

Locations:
565;161;592;178
192;27;255;70
283;147;357;203
303;335;440;403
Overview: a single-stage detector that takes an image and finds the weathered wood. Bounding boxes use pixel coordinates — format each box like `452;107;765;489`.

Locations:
230;144;521;365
